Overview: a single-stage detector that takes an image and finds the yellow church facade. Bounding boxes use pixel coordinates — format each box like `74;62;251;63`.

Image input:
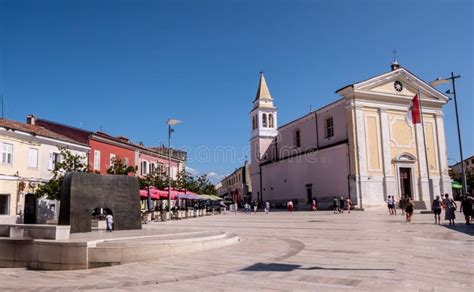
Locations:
340;64;452;208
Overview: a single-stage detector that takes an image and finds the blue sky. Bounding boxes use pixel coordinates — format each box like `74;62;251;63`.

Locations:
1;0;472;182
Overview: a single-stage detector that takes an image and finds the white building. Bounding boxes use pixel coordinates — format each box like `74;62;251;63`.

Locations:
250;63;452;209
0;118;89;223
216;161;252;203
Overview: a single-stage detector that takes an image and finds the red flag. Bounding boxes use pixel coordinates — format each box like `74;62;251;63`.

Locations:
406;95;421;124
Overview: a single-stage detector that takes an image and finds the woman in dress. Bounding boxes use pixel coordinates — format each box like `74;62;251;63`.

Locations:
405;197;414;223
442;193;456;225
346;196;352;213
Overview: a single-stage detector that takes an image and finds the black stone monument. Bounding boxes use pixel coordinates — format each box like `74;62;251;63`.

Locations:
59;172;142;233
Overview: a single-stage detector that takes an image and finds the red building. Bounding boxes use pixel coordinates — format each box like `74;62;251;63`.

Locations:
33;116;186;177
35;117;136;174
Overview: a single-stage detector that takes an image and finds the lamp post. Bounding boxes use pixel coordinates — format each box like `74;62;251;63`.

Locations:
430;72;467;196
166;118;182;216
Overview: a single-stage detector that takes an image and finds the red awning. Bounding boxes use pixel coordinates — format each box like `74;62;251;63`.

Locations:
139;187;160;200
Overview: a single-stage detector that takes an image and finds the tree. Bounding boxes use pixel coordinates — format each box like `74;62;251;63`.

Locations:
106;157;136;175
35;148;89;200
137;167;168;190
194;174;217;195
174;170;196;192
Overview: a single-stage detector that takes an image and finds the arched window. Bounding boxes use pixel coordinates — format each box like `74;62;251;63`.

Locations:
252;116;256;130
262;113;268;127
269;114;274;128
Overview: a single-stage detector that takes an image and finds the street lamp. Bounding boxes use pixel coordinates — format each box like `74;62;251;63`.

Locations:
430;72;467;196
166;118;182;216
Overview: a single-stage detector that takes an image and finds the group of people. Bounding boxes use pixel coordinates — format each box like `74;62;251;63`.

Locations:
241;200;259;214
332;196;352;214
387;193;473;225
434;193;473;226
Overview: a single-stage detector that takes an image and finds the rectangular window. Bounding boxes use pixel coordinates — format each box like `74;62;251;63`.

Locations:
0;194;9;215
294;129;301;147
325;117;334;138
109;154;116;167
124;157;129;167
94;150;101;171
48;152;61;170
149;163;155;174
142;161;148;175
1;143;13;164
28;148;39;168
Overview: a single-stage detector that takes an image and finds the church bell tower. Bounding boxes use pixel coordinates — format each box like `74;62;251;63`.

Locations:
249;72;278;203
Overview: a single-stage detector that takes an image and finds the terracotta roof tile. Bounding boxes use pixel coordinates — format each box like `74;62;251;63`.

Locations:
0;118;88;146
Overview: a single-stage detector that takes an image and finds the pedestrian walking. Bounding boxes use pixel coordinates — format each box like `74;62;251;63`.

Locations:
386;196;394;215
333;196;339;214
265;201;270;215
405;197;414;223
220;200;226;215
442;193;456;225
287;200;294;213
311;199;317;211
399;196;406;215
234;202;238;215
244;202;250;214
346;196;352;213
252;200;258;214
105;212;114;232
460;196;472;225
392;197;397;215
339;196;345;214
432;195;442;225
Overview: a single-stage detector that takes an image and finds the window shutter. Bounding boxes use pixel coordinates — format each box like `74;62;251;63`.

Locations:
48;153;54;170
28;149;38;168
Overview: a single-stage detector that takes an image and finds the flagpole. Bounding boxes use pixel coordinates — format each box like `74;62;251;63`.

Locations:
417;88;432;202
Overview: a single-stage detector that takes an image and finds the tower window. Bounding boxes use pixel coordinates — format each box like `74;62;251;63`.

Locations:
252;116;256;130
325;117;334;138
294;129;301;147
269;114;274;128
262;113;268;127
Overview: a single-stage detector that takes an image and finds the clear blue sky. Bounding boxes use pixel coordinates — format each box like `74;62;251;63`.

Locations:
1;0;472;182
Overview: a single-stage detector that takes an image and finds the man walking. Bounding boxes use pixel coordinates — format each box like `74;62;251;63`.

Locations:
105;212;114;232
333;196;339;214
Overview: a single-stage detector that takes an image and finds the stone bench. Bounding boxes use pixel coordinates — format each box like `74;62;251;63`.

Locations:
0;224;70;240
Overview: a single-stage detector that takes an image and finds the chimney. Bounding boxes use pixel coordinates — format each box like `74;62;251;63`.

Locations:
26;114;36;125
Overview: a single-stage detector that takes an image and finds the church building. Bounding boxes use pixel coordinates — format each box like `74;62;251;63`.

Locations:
249;62;452;209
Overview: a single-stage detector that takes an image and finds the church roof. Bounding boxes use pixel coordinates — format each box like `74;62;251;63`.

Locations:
335;66;449;102
254;72;272;101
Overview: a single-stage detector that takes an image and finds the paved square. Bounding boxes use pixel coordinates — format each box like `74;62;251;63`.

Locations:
0;209;472;291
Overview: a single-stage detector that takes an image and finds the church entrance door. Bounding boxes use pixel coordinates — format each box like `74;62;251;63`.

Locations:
399;167;412;198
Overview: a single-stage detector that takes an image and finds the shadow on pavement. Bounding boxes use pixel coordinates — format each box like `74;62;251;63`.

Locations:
440;223;474;236
240;263;395;272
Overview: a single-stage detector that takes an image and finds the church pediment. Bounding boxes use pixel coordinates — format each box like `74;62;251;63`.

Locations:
337;67;449;104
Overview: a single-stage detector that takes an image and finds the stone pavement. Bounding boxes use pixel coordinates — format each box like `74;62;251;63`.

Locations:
0;209;472;291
